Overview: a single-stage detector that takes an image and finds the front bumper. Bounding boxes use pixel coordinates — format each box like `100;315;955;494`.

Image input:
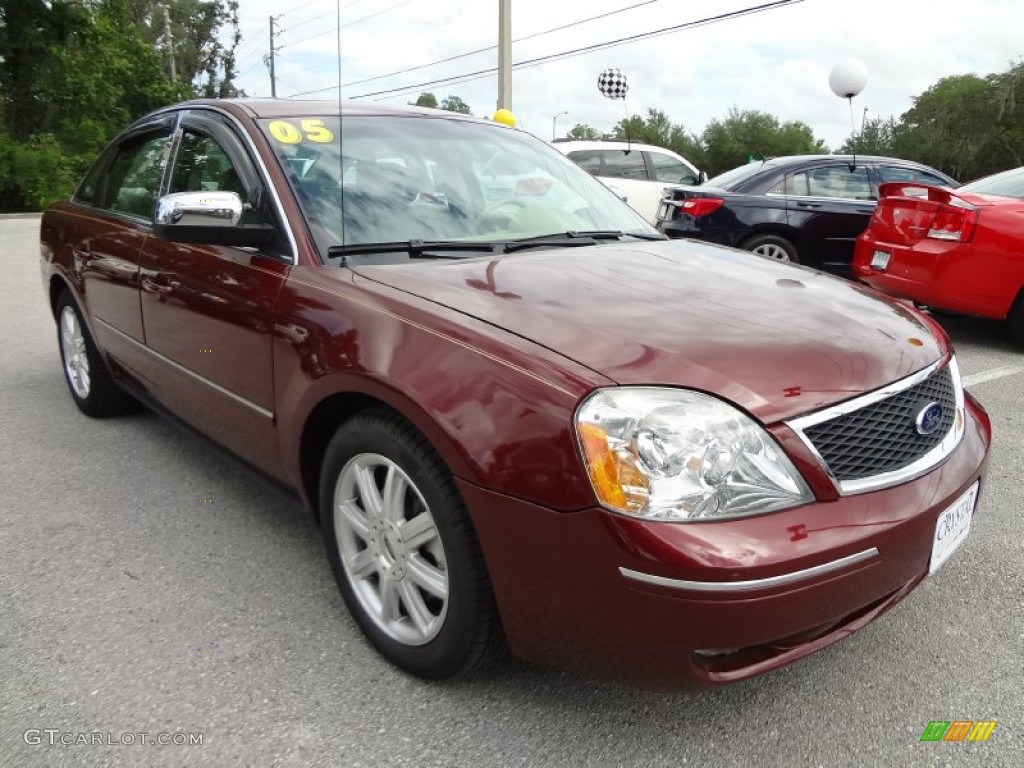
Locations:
459;395;991;689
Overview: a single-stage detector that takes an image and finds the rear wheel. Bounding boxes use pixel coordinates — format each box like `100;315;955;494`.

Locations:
320;409;503;679
1008;290;1024;343
55;291;133;417
742;233;799;264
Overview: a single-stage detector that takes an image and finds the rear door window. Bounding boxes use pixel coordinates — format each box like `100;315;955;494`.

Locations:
103;132;173;220
599;150;648;181
805;166;872;200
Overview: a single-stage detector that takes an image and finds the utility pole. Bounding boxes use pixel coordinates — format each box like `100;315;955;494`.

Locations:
497;0;511;110
267;15;281;98
163;5;176;81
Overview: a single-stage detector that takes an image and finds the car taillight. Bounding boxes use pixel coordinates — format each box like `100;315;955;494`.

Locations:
927;203;978;242
679;197;724;218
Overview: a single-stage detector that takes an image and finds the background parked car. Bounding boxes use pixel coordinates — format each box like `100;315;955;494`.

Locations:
853;166;1024;341
656;155;956;276
552;139;703;224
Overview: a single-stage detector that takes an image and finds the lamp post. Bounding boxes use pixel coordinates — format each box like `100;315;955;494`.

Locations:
552;110;568;140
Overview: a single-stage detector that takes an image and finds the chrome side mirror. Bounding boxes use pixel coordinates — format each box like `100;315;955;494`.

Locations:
153;191;275;248
155;191;244;227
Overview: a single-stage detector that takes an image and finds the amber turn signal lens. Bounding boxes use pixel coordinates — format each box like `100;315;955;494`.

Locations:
578;423;627;509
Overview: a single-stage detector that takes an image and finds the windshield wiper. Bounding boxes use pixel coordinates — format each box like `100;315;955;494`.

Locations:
328;240;500;266
502;230;667;253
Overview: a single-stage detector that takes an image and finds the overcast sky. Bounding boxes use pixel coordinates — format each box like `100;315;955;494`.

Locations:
229;0;1022;152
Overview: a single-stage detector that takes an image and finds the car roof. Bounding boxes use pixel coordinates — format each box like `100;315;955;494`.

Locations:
551;139;679;154
757;154;939;169
164;98;492;123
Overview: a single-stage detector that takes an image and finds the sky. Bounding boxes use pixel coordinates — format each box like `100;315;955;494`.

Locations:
229;0;1023;152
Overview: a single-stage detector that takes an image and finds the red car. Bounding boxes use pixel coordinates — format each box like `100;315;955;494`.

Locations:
853;167;1024;341
40;99;990;689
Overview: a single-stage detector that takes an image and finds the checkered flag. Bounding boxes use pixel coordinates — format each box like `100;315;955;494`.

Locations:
597;68;629;100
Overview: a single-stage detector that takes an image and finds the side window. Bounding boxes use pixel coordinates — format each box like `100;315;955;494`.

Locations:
806;166;872;200
600;149;647;181
784;172;810;196
74;145;117;207
878;166;948;186
649;152;697;184
567;150;602;176
170;130;249;204
103;133;172;219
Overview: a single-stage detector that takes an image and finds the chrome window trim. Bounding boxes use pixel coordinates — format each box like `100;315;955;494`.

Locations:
95;318;274;420
786;356;965;496
619;548;879;593
181;105;299;266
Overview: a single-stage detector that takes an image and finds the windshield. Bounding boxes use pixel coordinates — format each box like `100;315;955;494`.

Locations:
258;115;655;257
960;166;1024;198
702;161;769;190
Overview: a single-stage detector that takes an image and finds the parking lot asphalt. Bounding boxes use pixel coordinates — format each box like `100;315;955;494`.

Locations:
1;215;1020;768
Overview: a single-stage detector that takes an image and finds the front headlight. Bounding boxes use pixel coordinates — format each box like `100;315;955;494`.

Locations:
575;388;813;521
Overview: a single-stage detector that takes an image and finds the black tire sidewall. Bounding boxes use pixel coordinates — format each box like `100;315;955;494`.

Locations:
319;413;490;679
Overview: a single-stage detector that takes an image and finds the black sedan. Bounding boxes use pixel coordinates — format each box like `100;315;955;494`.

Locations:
655;155;956;276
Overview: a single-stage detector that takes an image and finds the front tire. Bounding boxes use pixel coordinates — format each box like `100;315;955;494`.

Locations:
320;409;503;679
742;233;799;264
55;291;133;417
1008;289;1024;343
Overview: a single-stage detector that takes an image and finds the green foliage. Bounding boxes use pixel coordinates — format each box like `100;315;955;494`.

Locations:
838;116;899;155
411;92;439;109
439;95;472;114
0;0;239;210
566;123;602;140
700;108;826;175
611;109;705;167
0;132;78;211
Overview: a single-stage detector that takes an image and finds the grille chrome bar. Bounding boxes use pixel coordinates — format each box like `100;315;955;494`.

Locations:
786;356;965;496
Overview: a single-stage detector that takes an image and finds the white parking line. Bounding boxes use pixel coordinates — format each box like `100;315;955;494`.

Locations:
962;362;1024;388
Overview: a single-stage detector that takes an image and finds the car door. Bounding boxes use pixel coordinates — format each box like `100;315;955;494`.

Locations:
595;149;657;223
75;119;174;354
785;164;875;275
137;110;291;477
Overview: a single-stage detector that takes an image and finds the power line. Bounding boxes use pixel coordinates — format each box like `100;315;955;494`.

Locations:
330;0;663;92
278;0;412;43
352;0;804;102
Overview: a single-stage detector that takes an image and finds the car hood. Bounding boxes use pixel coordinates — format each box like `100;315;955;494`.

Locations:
351;240;946;423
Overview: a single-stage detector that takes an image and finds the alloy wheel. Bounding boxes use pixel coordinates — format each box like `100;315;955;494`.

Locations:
333;453;449;646
60;306;91;399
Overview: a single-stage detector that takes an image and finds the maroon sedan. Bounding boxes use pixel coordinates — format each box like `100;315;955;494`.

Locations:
40;99;990;688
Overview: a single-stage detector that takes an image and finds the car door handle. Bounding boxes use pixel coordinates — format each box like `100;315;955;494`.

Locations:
795;201;822;209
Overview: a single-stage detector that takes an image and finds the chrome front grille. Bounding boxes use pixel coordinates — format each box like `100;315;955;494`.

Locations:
787;358;965;495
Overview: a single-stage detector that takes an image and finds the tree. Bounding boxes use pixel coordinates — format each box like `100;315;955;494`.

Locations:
0;0;239;210
410;92;438;109
838;116;898;155
439;95;471;114
700;108;827;175
610;108;704;167
566;123;601;140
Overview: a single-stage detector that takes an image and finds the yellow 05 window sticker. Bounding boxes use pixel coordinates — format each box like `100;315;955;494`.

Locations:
267;119;335;144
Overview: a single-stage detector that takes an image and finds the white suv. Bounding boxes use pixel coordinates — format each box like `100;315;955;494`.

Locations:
552;140;703;224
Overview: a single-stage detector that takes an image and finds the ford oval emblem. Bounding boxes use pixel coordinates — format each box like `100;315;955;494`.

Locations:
915;402;944;435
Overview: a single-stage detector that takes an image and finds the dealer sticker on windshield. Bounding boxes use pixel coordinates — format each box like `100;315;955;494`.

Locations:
929;481;979;574
870;249;891;270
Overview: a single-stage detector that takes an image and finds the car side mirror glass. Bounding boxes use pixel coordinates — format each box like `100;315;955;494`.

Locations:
153;191;274;248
